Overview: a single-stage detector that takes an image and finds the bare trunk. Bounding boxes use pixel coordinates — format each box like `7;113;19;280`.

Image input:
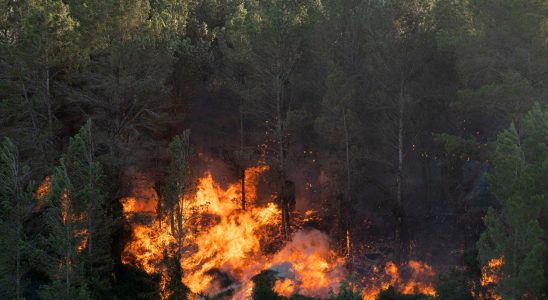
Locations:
395;82;405;253
397;93;404;208
511;228;518;300
343;110;351;207
87;133;94;260
241;169;246;210
240;104;246;211
169;209;175;238
177;200;183;260
44;0;53;138
15;166;21;300
65;194;72;300
276;80;289;239
342;110;351;259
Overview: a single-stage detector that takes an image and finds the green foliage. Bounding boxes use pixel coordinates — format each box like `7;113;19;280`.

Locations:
0;138;35;299
166;130;192;206
327;277;362;300
377;286;432;300
37;120;113;299
477;104;547;299
251;270;285;300
433;133;493;161
435;269;474;300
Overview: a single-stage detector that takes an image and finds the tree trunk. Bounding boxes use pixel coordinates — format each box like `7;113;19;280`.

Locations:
511;228;518;300
241;168;246;210
342;110;352;260
240;103;246;211
176;199;184;260
65;194;72;300
276;79;289;239
395;81;405;256
44;0;53;138
15;164;21;300
397;90;404;209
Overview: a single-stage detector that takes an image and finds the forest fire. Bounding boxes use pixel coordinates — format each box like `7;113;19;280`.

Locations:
120;164;439;299
480;257;503;286
474;257;504;300
361;260;437;299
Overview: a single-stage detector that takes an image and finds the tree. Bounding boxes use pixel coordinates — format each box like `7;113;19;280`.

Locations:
433;0;548;157
37;120;111;299
222;0;321;239
315;61;361;257
477;104;547;299
0;138;35;300
361;0;441;248
165;130;192;262
0;0;82;171
63;0;190;175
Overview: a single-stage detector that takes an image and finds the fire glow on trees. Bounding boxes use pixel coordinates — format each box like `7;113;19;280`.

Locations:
474;257;503;300
120;164;437;299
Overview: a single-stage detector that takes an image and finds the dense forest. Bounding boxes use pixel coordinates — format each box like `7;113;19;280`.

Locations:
1;0;547;299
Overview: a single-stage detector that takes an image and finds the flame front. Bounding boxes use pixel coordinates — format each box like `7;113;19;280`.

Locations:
121;165;436;299
121;166;351;298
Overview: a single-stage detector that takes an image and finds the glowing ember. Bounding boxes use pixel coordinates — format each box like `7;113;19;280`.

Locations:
35;176;51;200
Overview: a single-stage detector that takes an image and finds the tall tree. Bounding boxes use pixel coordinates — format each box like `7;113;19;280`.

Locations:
222;0;320;238
315;61;361;257
0;138;34;300
37;120;111;300
433;0;548;158
165;130;192;262
0;0;82;171
362;0;440;245
477;104;547;299
63;0;190;175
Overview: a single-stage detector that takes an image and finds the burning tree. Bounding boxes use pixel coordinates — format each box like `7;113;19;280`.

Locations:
37;120;113;299
221;0;321;239
164;129;193;262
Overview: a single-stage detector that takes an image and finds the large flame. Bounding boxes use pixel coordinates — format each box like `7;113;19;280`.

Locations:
121;164;436;299
121;166;350;298
270;230;346;298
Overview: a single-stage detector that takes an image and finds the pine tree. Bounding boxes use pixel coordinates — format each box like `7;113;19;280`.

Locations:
477;104;546;299
315;61;360;257
37;120;111;299
0;138;35;300
0;0;82;171
221;0;321;239
165;130;192;262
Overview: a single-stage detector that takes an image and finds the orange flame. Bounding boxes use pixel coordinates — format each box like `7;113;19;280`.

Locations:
474;256;503;300
121;164;436;299
121;165;351;299
270;230;346;298
362;260;437;299
480;257;503;287
35;176;51;200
